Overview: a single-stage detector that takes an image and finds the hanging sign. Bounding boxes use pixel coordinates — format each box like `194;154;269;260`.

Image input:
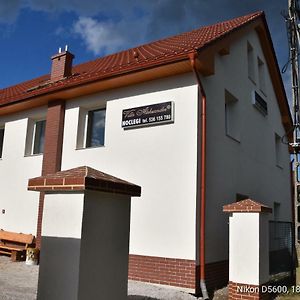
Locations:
122;101;174;129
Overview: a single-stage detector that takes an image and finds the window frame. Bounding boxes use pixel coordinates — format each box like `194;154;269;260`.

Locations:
25;118;46;156
258;57;266;95
76;107;106;150
32;119;46;155
275;133;283;169
225;90;240;143
0;126;5;159
247;42;255;83
86;108;106;148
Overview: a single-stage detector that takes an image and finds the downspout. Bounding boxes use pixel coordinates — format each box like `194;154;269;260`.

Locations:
189;52;209;300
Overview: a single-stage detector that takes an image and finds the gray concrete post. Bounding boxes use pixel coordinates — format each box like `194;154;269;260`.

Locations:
28;166;141;300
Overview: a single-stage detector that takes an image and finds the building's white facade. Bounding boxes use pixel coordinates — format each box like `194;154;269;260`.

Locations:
0;17;292;292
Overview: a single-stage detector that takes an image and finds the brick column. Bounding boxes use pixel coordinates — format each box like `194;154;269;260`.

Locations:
36;100;65;249
223;199;272;300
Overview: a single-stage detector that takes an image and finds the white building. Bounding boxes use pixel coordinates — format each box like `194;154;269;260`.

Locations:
0;11;292;294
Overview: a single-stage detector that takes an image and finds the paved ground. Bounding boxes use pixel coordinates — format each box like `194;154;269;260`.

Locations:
0;256;229;299
0;256;207;300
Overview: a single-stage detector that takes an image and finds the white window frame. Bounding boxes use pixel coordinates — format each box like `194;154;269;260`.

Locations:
76;106;106;149
25;118;46;156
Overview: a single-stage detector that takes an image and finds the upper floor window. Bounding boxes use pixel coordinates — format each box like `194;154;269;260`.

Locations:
275;133;283;168
33;120;46;154
225;90;240;142
258;57;266;94
0;127;4;158
25;119;46;156
86;108;106;147
247;42;255;82
77;107;106;149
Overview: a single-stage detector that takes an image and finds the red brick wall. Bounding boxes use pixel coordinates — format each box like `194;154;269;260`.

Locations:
51;52;74;81
128;254;228;293
128;254;196;289
206;260;229;291
36;100;65;248
41;100;65;176
228;281;270;300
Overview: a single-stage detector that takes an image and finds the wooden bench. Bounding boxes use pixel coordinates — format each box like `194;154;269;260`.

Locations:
0;230;35;261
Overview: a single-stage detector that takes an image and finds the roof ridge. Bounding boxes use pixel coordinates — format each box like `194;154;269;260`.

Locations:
72;11;263;71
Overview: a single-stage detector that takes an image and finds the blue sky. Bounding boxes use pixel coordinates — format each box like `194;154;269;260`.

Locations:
0;0;292;100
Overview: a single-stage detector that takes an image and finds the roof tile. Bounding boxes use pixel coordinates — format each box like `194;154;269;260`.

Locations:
28;166;141;196
223;199;272;213
0;11;262;106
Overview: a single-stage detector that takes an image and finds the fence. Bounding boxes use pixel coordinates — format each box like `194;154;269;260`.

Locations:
269;221;294;276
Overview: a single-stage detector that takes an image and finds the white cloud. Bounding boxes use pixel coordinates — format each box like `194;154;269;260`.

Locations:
73;17;125;55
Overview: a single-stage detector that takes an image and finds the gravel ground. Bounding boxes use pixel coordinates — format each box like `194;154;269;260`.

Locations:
0;256;227;300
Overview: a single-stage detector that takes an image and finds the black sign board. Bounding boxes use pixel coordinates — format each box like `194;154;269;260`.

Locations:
122;101;174;129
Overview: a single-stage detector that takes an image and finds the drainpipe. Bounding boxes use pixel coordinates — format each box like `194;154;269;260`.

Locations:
189;52;209;300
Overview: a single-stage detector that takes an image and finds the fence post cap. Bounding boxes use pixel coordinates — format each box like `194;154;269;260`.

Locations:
223;198;272;213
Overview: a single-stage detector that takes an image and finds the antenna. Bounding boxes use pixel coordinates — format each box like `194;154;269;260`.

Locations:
58;47;62;54
65;45;68;52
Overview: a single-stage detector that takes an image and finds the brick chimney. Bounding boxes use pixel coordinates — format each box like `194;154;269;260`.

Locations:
50;46;74;82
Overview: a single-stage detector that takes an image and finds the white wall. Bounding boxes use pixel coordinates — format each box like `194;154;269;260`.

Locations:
229;212;270;285
203;30;292;263
61;73;199;260
0;27;292;266
0;107;46;234
42;193;84;239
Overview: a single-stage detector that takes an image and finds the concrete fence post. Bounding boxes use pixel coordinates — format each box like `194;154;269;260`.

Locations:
223;199;272;300
28;166;141;300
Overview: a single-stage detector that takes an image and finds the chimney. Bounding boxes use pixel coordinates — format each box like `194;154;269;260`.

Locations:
50;46;75;82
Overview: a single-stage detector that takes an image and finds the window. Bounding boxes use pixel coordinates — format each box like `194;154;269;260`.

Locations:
86;108;106;148
258;57;266;94
275;133;283;168
247;42;255;82
33;120;46;154
0;127;4;158
25;119;46;156
225;90;240;141
252;91;268;116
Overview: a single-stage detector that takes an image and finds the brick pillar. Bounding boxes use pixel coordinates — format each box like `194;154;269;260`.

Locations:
36;100;65;248
223;199;272;300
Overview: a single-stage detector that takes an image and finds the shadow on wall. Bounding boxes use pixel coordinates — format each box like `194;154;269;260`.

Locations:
128;296;159;300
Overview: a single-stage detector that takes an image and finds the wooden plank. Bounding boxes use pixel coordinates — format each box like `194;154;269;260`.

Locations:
0;250;11;255
0;245;25;251
0;230;34;244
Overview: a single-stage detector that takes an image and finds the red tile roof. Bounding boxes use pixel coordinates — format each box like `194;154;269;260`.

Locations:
223;199;272;213
28;166;141;196
0;11;263;107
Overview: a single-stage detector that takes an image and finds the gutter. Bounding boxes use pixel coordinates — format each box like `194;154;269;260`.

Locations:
189;52;209;299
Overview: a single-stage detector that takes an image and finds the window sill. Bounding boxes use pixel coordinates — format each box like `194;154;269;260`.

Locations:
226;134;240;143
76;145;105;151
24;153;43;158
